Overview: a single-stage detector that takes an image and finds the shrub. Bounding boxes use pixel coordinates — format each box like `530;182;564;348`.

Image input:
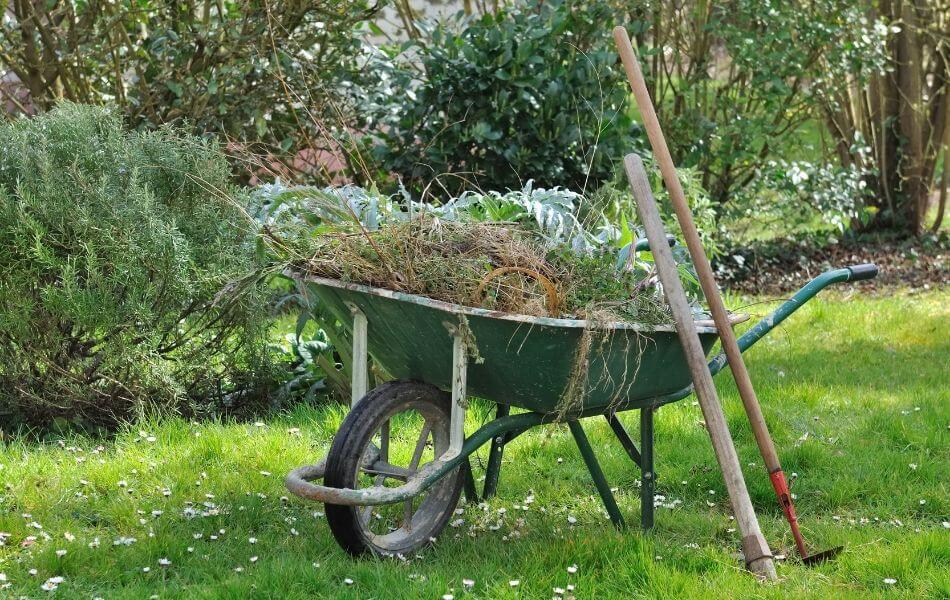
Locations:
727;158;874;237
588;159;722;260
0;1;378;183
620;0;899;243
0;104;273;431
364;0;633;198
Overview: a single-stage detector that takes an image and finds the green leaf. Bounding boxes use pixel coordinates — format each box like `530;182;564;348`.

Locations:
617;213;633;249
294;311;310;342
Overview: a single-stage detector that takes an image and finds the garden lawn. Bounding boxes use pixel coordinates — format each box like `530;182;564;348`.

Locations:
1;289;947;599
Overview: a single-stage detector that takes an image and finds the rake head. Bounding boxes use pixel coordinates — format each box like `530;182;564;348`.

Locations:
801;545;843;566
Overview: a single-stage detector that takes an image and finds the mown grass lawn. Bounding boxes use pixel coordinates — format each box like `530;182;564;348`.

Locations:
1;289;947;599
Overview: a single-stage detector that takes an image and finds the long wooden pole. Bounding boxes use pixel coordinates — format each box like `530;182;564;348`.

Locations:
613;26;813;561
624;154;776;580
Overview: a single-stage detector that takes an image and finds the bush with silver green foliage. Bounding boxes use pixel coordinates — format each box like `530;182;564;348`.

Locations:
0;104;274;431
255;179;619;254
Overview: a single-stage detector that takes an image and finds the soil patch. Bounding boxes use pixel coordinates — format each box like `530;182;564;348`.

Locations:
716;234;947;296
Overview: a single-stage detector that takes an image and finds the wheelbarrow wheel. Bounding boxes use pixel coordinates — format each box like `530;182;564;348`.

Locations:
324;380;464;557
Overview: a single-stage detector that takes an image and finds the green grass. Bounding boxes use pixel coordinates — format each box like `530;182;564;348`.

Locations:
1;290;947;598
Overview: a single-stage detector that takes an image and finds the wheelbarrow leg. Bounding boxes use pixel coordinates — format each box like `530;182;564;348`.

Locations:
482;403;510;499
605;414;641;468
640;407;655;531
462;459;480;503
568;420;625;529
346;303;369;406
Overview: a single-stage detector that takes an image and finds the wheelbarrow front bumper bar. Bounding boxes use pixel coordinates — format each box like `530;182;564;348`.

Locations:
286;264;877;507
286;412;543;506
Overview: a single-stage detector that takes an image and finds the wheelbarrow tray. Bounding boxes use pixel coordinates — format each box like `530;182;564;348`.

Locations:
299;276;738;414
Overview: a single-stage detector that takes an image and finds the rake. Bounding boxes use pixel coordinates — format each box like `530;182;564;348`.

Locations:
614;25;844;565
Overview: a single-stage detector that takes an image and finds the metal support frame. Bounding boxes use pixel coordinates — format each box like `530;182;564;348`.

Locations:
447;329;468;459
640;408;655;530
606;414;641;467
347;303;368;406
568;411;656;531
345;305;468;462
462;460;480;503
483;403;511;499
569;420;626;528
606;412;656;529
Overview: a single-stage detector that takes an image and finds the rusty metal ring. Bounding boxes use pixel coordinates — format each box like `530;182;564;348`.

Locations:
474;267;561;316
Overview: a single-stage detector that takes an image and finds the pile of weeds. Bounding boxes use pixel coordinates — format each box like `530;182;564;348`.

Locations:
292;217;673;326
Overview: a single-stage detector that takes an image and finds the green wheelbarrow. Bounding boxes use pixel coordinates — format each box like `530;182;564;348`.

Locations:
285;248;878;557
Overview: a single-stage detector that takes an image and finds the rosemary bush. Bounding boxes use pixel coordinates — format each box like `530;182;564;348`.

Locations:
0;104;273;431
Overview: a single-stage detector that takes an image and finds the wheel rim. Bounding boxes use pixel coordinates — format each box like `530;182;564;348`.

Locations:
350;399;456;553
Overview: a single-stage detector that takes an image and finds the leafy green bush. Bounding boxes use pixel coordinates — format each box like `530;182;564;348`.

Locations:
364;0;633;197
727;158;874;237
588;159;722;260
637;0;878;205
0;104;273;431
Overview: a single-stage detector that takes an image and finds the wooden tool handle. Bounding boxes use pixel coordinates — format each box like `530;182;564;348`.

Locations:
624;154;776;580
612;26;782;472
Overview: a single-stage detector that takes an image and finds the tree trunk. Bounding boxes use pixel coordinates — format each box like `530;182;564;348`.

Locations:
932;132;948;232
896;1;925;234
821;0;948;237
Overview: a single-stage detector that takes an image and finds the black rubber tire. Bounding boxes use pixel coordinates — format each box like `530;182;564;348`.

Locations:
324;380;464;557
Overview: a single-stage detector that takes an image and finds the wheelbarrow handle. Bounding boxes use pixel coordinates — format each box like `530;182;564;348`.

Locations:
708;264;878;376
846;263;879;281
617;236;677;270
633;235;676;252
